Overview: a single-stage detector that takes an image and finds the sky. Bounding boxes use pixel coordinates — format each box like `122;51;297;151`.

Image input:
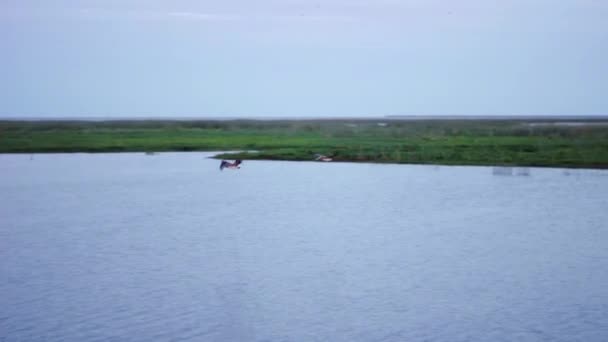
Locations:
1;0;607;118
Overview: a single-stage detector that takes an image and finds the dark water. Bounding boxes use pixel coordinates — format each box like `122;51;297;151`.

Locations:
1;153;607;342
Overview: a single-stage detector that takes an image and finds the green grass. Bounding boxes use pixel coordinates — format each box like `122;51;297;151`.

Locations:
2;118;608;168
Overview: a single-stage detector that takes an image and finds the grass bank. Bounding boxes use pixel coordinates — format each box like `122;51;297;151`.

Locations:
1;118;608;168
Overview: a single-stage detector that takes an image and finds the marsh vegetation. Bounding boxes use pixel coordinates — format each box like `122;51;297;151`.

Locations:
2;118;608;168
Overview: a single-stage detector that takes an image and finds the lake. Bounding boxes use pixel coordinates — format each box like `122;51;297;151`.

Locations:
1;152;607;342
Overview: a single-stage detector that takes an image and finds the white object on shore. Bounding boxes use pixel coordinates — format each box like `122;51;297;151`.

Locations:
314;154;333;162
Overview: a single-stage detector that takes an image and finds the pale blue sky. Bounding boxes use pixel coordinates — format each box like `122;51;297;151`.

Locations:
1;0;607;117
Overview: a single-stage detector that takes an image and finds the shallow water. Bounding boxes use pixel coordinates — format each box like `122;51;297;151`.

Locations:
1;153;607;342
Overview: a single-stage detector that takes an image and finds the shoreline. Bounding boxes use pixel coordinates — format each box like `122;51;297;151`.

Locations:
2;118;607;169
3;150;607;171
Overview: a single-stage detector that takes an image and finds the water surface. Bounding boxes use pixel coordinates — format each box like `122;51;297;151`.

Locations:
1;153;607;341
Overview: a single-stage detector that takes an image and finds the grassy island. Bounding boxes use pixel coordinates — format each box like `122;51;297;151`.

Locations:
1;118;608;168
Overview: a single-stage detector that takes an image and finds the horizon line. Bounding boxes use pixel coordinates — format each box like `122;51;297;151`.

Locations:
2;114;608;121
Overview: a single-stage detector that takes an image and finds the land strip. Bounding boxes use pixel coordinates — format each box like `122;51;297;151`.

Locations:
1;118;608;168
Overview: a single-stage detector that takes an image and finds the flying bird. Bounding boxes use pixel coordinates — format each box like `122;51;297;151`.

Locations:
220;159;242;170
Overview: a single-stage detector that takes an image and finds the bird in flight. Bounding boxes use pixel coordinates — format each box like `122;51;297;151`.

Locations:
220;159;242;170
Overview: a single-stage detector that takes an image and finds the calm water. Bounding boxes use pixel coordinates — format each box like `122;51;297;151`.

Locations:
1;153;607;342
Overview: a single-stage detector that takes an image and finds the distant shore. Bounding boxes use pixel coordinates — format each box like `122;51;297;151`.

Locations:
2;115;608;121
2;118;608;169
